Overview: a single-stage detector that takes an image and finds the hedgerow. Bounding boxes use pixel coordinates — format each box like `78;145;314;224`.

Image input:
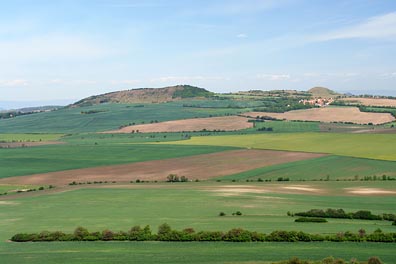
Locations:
10;225;396;243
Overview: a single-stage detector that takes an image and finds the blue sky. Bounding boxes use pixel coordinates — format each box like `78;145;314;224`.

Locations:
1;0;396;103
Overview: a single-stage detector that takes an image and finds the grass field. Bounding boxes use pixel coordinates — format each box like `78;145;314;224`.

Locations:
0;133;63;142
220;155;396;181
0;144;235;178
162;133;396;161
1;182;395;263
1;242;394;264
249;120;321;133
1;183;395;240
0;101;252;133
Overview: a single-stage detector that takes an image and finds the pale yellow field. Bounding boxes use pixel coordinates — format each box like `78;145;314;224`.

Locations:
340;97;396;107
244;107;394;125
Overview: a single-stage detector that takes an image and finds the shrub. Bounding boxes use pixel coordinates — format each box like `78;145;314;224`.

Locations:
368;257;383;264
219;212;226;216
101;229;114;241
74;226;89;240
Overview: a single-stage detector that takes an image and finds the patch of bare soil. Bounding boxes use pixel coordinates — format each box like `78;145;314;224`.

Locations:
102;116;253;133
0;150;326;186
345;187;396;195
207;184;327;196
0;141;64;148
244;107;395;125
340;98;396;107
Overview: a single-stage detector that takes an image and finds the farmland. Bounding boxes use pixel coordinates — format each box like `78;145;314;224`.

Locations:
1;183;395;263
104;116;253;133
0;101;252;133
0;144;235;179
1;88;396;263
339;97;396;107
163;132;396;161
0;133;64;142
245;107;395;125
221;155;396;181
1;242;394;264
0;149;324;185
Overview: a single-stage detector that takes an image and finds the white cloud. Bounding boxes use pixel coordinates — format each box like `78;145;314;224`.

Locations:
0;79;29;87
236;33;248;38
314;12;396;41
256;74;290;81
0;34;114;62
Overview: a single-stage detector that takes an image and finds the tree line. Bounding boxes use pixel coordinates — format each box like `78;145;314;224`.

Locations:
11;224;396;243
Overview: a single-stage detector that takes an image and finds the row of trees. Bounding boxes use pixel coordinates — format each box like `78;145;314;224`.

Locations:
11;224;396;243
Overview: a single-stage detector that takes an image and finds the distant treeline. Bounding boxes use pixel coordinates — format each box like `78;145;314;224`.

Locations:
11;224;396;243
291;208;396;222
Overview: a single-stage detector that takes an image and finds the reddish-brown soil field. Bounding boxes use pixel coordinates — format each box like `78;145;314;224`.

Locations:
340;97;396;107
0;149;326;186
245;107;395;125
103;116;253;133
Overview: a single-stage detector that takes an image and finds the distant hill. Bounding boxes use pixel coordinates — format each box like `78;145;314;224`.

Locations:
308;87;341;98
71;85;214;107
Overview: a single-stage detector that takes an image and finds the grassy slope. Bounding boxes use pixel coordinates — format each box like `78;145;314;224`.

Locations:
0;144;235;178
161;133;396;161
0;101;251;133
220;155;396;181
1;242;394;264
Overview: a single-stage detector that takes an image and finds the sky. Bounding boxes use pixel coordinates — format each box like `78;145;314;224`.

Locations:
1;0;396;105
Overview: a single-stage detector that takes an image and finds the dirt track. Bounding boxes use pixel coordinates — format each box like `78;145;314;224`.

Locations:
0;149;325;185
245;107;395;125
103;116;253;133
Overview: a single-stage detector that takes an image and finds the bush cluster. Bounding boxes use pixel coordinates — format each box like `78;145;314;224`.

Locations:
294;209;396;222
274;256;383;264
11;225;396;243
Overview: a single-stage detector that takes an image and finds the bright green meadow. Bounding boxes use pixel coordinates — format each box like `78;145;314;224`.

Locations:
1;183;396;263
221;155;396;181
162;133;396;161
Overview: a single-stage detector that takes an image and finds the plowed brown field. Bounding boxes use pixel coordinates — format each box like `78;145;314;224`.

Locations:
0;149;326;185
340;97;396;107
103;116;253;133
245;107;394;125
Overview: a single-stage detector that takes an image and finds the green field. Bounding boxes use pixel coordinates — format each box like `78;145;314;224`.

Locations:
0;144;235;178
1;183;395;263
0;133;63;142
2;183;395;239
220;155;396;181
162;133;396;161
1;242;394;264
0;101;251;133
248;120;321;133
